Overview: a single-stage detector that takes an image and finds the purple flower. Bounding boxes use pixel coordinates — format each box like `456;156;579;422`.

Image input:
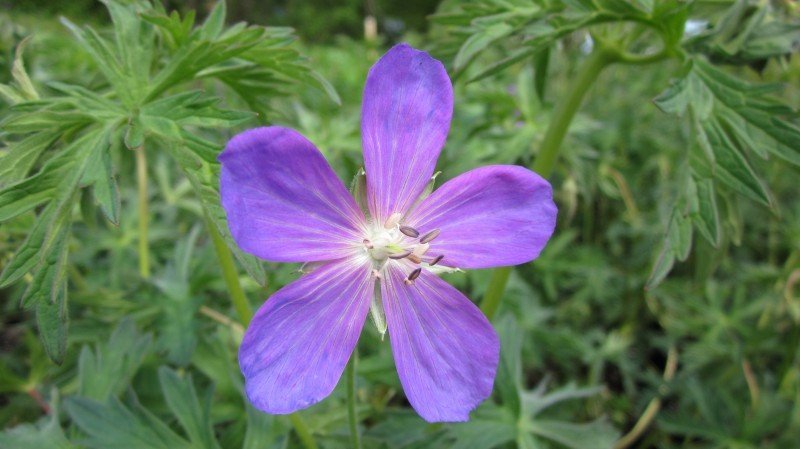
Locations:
219;44;557;422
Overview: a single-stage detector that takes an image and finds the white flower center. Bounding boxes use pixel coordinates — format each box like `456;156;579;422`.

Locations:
361;211;441;274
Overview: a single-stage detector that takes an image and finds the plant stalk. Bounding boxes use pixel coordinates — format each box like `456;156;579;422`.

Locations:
481;47;614;319
135;146;150;279
204;213;253;325
346;352;362;449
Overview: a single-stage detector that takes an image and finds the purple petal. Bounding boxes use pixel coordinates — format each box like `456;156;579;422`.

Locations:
219;127;366;263
240;260;372;414
382;264;499;422
405;165;557;269
361;43;453;224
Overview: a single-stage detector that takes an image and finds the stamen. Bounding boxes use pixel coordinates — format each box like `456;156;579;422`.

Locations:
388;250;412;260
371;269;382;279
413;243;429;256
407;254;422;264
419;228;441;244
429;254;444;266
363;239;373;249
399;225;420;238
384;212;403;229
404;267;422;285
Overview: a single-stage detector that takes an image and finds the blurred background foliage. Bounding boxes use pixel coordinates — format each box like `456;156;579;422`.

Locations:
1;1;799;449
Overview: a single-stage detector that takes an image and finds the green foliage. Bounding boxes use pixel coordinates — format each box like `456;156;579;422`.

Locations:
0;0;338;362
433;0;800;288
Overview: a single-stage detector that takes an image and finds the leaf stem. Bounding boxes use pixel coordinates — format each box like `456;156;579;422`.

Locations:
203;213;253;325
346;352;362;449
614;346;678;449
135;146;150;279
481;47;615;319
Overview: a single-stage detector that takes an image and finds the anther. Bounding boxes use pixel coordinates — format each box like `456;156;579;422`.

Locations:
399;225;420;238
419;228;441;244
384;212;403;229
388;250;412;260
363;239;373;249
371;269;382;279
407;254;422;264
429;254;444;266
404;267;422;285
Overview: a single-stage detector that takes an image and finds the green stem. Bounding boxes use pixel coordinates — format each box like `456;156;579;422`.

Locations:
288;414;319;449
481;47;615;320
480;266;512;319
532;47;614;175
203;213;253;325
135;146;150;279
346;353;362;449
203;215;317;449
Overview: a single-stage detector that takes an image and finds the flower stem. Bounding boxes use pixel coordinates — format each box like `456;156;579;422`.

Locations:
135;146;150;279
346;352;362;449
480;47;615;320
204;213;253;325
480;266;512;319
532;47;614;175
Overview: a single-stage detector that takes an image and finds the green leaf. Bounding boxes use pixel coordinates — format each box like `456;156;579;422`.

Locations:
668;209;693;262
158;368;222;449
527;418;619;449
11;36;39;101
523;382;604;417
59;18;133;106
454;21;514;73
242;403;287;449
691;177;722;247
0;201;71;288
81;128;120;224
700;118;770;206
34;279;68;365
646;241;676;290
77;319;152;401
199;0;226;40
124;115;145;150
694;59;800;167
0;159;71;221
0;131;59;185
20;219;71;310
468;47;537;83
654;65;713;120
495;316;522;415
449;405;517;449
65;396;191;449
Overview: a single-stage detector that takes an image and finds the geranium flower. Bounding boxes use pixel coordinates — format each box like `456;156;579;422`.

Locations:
219;44;557;422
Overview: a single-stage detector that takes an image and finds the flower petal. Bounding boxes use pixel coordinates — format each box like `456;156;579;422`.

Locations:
405;165;557;269
361;43;454;224
219;126;365;263
240;260;372;414
382;264;499;422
